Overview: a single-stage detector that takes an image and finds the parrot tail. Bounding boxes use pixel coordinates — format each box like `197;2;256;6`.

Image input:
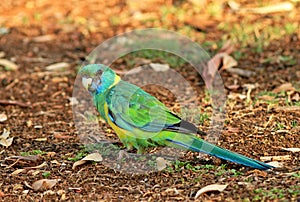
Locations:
166;135;274;170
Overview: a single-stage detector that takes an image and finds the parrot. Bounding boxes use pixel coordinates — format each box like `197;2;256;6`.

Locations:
78;64;274;170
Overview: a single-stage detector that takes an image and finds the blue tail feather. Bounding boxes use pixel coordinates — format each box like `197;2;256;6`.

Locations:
166;136;274;170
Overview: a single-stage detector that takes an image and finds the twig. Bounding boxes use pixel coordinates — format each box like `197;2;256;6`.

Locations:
0;100;31;108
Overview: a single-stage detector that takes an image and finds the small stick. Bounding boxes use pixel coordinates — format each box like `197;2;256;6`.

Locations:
0;100;31;107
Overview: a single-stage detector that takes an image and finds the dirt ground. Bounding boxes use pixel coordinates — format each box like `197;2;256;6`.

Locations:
0;0;299;201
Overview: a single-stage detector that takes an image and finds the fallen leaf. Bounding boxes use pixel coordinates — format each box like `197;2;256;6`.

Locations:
258;95;275;101
0;59;18;71
32;34;55;42
228;0;240;11
203;41;236;87
225;67;255;77
0;113;7;122
275;106;300;112
220;54;237;71
227;126;239;133
272;83;295;93
281;148;300;153
292;93;299;101
260;155;291;161
32;179;60;191
296;71;300;78
47;152;56;157
6;155;39;162
72;153;103;169
241;1;294;14
226;84;240;90
26;120;33;127
228;92;247;100
149;63;170;72
0;51;5;58
45;62;70;71
34;125;42;129
122;66;143;75
0;129;13;147
156;157;168;171
11;169;26;176
28;162;48;169
81;153;103;162
51;77;68;83
22;190;29;196
204;52;224;86
68;97;79;105
195;184;228;199
72;160;87;169
54;134;73;139
34;138;47;141
266;161;283;168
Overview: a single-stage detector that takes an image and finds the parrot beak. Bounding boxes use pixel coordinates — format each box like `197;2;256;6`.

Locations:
82;77;93;90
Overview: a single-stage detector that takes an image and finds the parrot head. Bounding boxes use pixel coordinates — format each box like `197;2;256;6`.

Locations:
78;64;118;95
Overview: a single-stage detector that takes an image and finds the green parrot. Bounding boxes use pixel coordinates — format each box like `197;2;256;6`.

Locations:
78;64;273;170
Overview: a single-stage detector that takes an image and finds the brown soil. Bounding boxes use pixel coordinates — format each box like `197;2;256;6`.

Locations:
0;0;299;201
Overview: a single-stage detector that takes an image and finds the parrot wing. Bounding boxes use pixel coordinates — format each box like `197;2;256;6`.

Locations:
106;81;198;134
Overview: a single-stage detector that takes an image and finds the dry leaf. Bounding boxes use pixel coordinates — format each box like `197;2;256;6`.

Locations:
195;184;228;199
260;155;291;161
149;63;170;72
218;41;235;54
266;161;283;168
34;138;47;141
22;190;29;196
156;157;168;171
258;95;275;101
272;83;295;93
6;155;39;162
51;77;68;83
45;62;70;71
0;59;18;71
292;93;299;101
68;97;79;105
82;153;103;161
0;51;5;58
0;113;7;122
32;179;59;191
225;67;255;77
26;120;33;127
275;106;300;112
228;92;247;100
220;54;237;70
227;126;239;133
203;41;236;87
226;84;240;90
281;148;300;153
28;162;48;169
0;129;13;147
32;34;55;42
228;0;240;11
72;160;87;169
72;153;103;169
124;66;143;75
242;1;294;14
11;169;26;176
